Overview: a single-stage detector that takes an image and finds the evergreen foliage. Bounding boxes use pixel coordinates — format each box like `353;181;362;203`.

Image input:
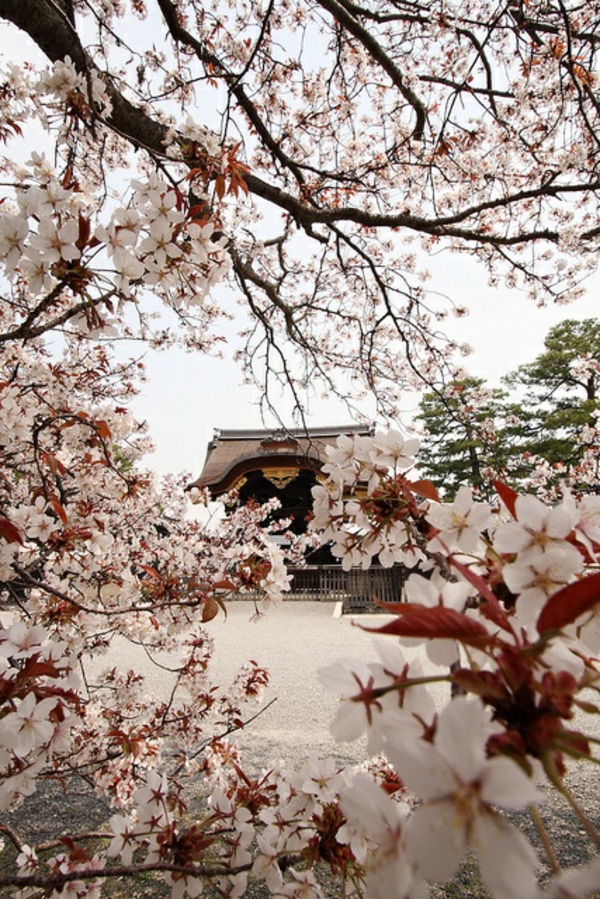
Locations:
418;320;600;496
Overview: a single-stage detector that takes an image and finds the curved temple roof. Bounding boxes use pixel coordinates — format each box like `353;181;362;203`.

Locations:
190;424;374;497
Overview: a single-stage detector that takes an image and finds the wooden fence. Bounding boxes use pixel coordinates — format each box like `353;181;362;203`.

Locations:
287;565;405;605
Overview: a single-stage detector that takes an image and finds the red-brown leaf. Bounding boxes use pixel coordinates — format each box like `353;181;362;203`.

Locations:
50;495;68;525
448;555;511;636
0;517;24;544
77;212;91;250
95;419;112;441
453;667;508;700
214;579;236;591
537;572;600;634
201;596;220;622
139;564;163;582
408;479;440;503
493;479;518;518
363;605;491;648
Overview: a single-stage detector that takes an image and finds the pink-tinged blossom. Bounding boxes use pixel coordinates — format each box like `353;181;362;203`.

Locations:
0;621;48;660
167;873;204;899
107;814;137;867
145;188;185;226
318;658;379;741
321;433;372;484
503;545;583;628
319;642;434;752
16;843;38;874
19;247;54;295
4;693;58;758
370;430;420;472
0;213;28;272
94;222;139;258
386;698;541;899
377;521;425;569
139;219;183;269
494;495;577;562
562;490;600;558
338;774;426;899
253;834;284;893
274;867;323;898
536;857;600;898
29;217;81;263
298;752;348;805
426;487;492;553
403;573;473;666
133;771;171;829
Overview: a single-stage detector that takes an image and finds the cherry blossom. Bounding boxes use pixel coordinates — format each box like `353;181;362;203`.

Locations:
339;774;424;899
426;486;492;554
494;495;577;562
386;698;542;899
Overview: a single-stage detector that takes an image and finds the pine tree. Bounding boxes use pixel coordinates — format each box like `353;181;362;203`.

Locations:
416;378;509;499
504;319;600;481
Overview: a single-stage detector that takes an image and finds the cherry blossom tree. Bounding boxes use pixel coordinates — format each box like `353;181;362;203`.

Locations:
1;0;600;411
0;1;599;897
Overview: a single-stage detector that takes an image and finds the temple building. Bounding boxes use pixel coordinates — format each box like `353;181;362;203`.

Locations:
190;425;405;607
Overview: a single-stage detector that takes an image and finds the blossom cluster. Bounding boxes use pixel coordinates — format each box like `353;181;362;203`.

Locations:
0;330;303;844
310;430;600;899
7;418;599;899
0;59;231;351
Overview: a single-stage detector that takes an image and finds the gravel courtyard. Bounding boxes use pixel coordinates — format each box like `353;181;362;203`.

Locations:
83;600;452;772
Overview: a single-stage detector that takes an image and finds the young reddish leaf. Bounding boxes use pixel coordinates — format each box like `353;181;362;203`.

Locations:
21;656;61;679
374;598;406;614
449;556;513;633
363;605;491;648
202;595;220;622
537;572;600;634
493;479;518;518
453;667;508;701
0;517;24;544
139;564;164;582
189;205;209;223
45;452;67;477
408;479;440;503
95;419;112;441
214;579;236;591
449;555;498;606
50;495;68;524
77;212;91;250
215;175;226;200
478;599;514;634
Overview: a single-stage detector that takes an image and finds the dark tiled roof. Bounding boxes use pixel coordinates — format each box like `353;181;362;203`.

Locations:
190;424;373;495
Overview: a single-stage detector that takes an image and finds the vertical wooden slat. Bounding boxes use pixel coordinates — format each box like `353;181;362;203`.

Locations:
286;565;404;604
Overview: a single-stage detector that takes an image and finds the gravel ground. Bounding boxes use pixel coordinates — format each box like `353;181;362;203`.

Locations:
2;602;599;897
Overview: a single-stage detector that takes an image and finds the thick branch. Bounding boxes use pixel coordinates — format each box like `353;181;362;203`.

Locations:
0;0;171;156
315;0;427;139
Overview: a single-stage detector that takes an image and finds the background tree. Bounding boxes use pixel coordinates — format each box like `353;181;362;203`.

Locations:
416;378;510;499
417;320;600;496
504;319;600;487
